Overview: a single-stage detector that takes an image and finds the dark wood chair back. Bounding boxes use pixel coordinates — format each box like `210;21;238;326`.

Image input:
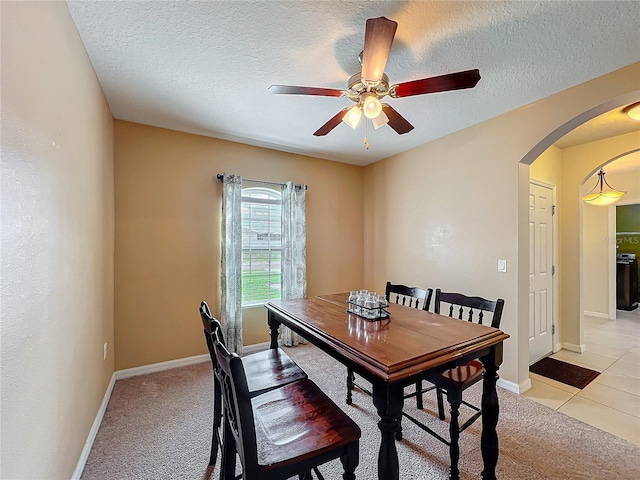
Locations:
199;300;308;469
200;300;224;360
213;332;260;478
386;281;433;310
213;332;360;480
347;282;434;412
199;300;226;466
434;289;504;328
404;289;506;478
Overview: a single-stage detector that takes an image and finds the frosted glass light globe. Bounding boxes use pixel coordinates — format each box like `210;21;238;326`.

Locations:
362;94;382;119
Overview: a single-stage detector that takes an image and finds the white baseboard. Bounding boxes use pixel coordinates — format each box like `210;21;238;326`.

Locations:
71;373;116;480
497;377;531;394
74;354;208;477
73;341;275;478
584;310;610;319
563;342;586;353
115;354;210;380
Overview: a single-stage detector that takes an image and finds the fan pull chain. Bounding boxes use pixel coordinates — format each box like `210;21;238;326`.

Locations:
364;117;370;150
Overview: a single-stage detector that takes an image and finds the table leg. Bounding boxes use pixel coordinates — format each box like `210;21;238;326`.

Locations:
372;382;404;480
446;389;462;480
480;344;503;480
267;311;280;349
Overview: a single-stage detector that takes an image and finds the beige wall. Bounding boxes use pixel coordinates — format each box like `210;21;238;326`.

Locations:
1;2;114;478
114;121;364;369
606;168;640;207
530;145;562;187
582;202;610;315
363;63;640;388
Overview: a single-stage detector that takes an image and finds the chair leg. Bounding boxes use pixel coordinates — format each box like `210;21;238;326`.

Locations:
210;377;222;465
340;442;359;480
299;470;312;480
446;389;462;480
220;417;236;480
415;380;423;410
346;368;354;405
436;387;446;421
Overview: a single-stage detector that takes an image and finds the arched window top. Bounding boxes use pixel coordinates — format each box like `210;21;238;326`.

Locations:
242;187;281;202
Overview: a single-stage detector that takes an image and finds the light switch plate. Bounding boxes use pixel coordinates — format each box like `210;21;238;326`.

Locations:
498;259;507;273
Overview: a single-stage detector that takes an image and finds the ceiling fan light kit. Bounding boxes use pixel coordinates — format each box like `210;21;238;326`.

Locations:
363;93;383;119
269;16;481;148
372;110;389;129
343;106;363;129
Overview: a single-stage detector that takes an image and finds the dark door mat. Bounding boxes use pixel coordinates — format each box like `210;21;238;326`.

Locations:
529;356;600;389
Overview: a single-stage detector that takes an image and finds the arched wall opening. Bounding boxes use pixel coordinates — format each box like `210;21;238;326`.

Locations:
517;93;640;391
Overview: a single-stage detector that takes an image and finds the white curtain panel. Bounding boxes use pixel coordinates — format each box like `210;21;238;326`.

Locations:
280;181;307;347
220;174;243;354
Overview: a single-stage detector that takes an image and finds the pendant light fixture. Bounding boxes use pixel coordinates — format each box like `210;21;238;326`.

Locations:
582;169;626;206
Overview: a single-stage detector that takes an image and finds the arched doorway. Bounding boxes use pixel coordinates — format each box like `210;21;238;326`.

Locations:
518;93;640;391
582;150;640;321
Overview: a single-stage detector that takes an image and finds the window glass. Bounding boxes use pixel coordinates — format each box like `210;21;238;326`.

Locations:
241;187;282;305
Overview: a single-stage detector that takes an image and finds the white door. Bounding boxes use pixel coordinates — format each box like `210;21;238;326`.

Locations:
529;181;554;364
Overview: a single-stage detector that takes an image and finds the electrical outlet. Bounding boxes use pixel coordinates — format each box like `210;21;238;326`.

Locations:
103;343;108;360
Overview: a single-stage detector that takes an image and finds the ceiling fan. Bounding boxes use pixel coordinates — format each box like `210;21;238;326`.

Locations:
269;17;481;145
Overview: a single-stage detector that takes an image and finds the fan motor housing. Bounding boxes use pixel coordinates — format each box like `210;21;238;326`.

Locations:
347;72;389;101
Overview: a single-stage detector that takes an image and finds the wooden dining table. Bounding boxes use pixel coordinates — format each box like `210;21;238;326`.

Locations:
265;293;510;480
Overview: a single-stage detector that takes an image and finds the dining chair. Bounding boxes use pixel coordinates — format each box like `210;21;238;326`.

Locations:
403;289;504;478
213;329;361;480
346;282;434;411
199;300;307;467
385;281;433;310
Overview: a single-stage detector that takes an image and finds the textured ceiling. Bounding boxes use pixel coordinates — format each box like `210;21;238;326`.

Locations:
66;1;640;166
555;104;640;149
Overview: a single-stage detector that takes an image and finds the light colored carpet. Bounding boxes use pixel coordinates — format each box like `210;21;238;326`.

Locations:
82;343;640;479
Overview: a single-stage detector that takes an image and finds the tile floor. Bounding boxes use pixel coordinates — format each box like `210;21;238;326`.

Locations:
524;308;640;446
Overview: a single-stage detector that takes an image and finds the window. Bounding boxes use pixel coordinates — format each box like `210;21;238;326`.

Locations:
241;187;282;306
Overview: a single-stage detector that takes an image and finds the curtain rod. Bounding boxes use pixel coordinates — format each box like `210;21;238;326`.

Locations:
216;174;308;190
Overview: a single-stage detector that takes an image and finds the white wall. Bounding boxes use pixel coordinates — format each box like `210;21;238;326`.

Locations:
1;2;114;478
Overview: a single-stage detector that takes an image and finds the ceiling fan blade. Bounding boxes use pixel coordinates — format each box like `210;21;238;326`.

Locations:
313;107;351;136
382;104;414;134
269;85;344;97
392;69;481;98
361;17;398;84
